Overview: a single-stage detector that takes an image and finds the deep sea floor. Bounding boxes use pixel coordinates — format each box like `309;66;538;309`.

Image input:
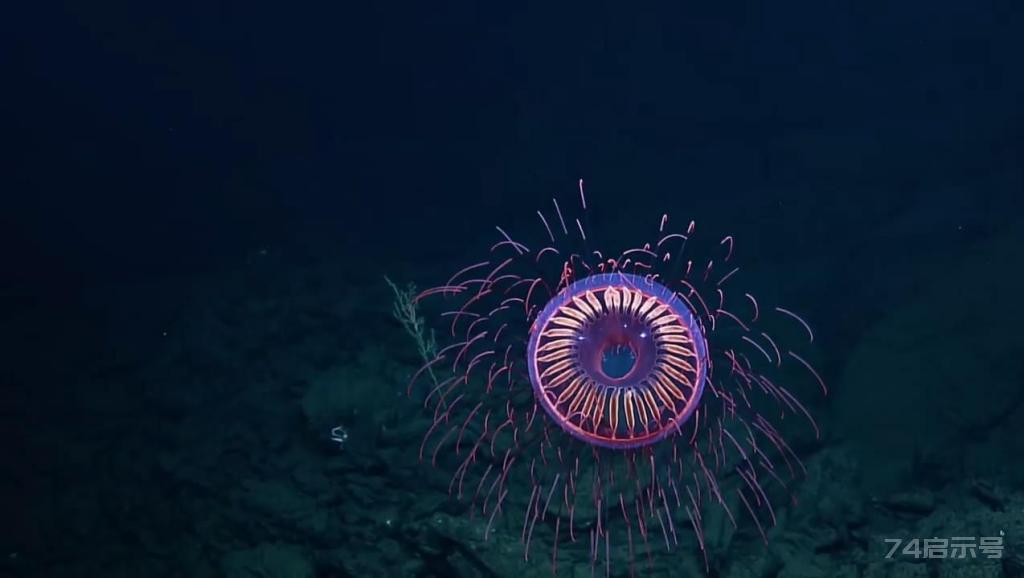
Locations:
3;176;1023;578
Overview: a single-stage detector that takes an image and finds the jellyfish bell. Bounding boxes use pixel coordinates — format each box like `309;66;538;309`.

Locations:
407;181;824;575
527;273;709;450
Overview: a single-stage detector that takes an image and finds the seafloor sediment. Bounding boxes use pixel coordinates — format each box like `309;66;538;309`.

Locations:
3;217;1022;578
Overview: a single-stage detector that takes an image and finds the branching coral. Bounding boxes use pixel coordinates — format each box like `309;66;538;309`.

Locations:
385;277;438;386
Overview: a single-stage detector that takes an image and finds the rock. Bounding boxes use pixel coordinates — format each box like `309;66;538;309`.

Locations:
236;479;329;537
881;491;936;516
221;543;313;578
833;223;1024;492
970;480;1007;512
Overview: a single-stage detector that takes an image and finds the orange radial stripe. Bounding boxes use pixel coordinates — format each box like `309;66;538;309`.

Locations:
537;350;572;363
623;389;636;434
660;365;694;391
593;387;608;430
637;295;658;317
537;338;576;352
644;304;670;322
621;289;634;314
654;371;687;400
662;351;697;372
551;316;583;329
649;378;674;408
540;358;575;380
630;289;645;315
642;389;661;421
571;295;595;319
581;386;598;422
653;324;687;335
604;287;621;313
609;389;621;435
556;376;585;405
568;380;592;416
585;290;603;314
620;288;633;313
649;314;679;328
545;366;578;389
661;342;696;355
559;304;589;322
634;391;649;429
543;328;579;338
655;329;696;342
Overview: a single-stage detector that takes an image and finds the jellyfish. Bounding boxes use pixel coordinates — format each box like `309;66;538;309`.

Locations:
409;180;825;575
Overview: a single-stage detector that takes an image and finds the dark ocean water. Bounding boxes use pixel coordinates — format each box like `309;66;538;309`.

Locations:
4;2;1023;577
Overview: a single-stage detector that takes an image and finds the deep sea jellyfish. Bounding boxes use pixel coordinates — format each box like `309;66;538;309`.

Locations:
409;181;825;576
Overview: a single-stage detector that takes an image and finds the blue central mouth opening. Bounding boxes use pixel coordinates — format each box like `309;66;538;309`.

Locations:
601;343;637;379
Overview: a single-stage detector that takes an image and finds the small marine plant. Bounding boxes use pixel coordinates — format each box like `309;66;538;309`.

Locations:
385;276;438;386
